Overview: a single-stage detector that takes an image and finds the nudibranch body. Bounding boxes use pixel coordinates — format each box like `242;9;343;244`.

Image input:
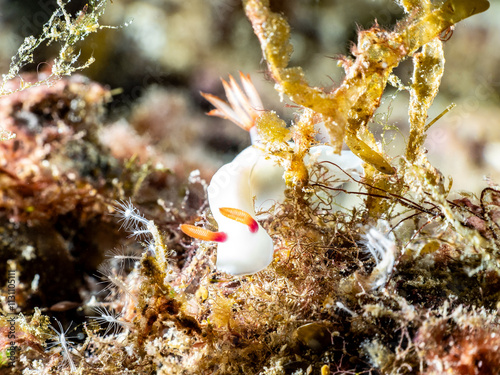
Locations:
181;73;364;276
206;146;280;275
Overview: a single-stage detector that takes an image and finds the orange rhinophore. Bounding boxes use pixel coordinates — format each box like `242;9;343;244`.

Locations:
180;224;227;243
219;207;259;233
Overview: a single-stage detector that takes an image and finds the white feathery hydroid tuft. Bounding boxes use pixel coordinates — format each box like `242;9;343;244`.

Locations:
105;247;142;269
113;199;155;240
88;306;132;336
113;199;169;266
364;221;397;290
46;319;77;372
97;261;136;302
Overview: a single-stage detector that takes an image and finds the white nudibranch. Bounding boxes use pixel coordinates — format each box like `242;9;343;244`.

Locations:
181;73;364;276
207;146;278;275
181;145;281;275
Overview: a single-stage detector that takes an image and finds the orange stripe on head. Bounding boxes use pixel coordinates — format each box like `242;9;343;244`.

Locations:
180;224;227;243
219;207;258;233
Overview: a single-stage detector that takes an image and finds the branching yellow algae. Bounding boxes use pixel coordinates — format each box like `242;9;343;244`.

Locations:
243;0;489;174
396;0;431;14
406;39;445;163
